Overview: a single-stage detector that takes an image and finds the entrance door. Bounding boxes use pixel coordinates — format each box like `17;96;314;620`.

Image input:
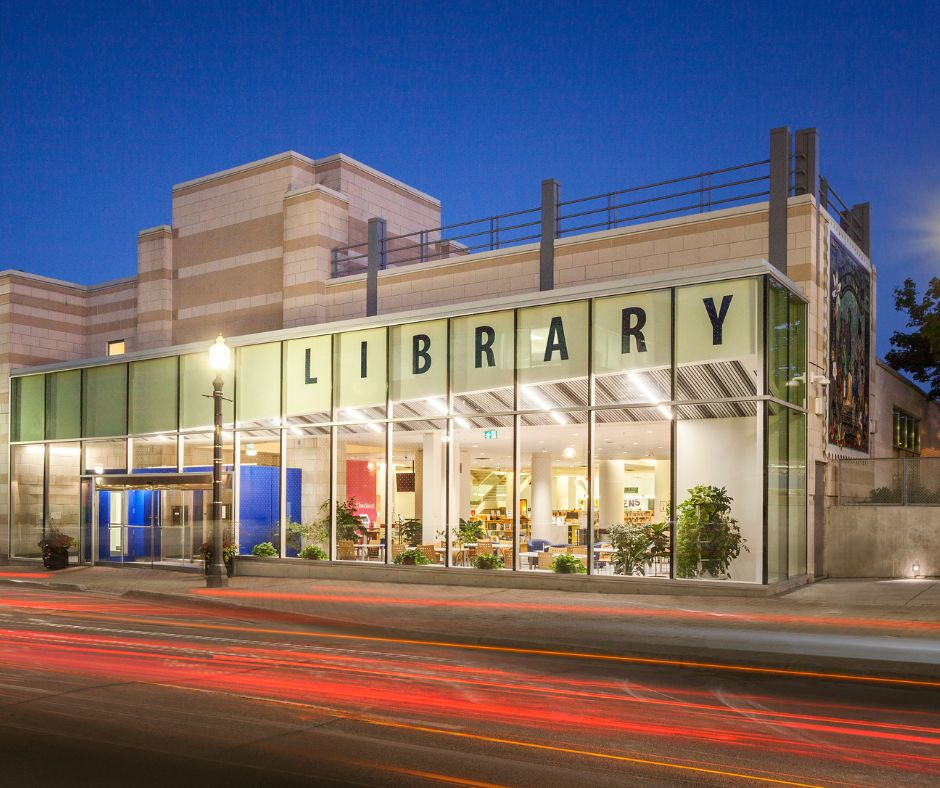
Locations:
88;474;215;567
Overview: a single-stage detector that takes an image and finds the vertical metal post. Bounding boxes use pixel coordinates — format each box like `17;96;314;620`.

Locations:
769;126;791;275
793;128;819;200
367;217;386;317
540;179;560;291
849;202;871;257
206;374;227;588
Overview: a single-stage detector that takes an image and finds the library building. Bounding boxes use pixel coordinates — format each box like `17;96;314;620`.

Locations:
6;127;939;588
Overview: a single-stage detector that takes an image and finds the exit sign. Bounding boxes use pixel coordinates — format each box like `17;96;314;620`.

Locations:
483;429;498;440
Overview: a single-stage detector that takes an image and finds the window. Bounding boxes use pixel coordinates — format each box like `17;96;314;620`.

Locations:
107;340;126;356
893;409;921;453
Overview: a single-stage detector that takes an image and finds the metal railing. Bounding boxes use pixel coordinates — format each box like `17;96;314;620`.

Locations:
332;206;542;277
819;176;865;247
836;457;940;506
556;159;770;237
331;158;771;278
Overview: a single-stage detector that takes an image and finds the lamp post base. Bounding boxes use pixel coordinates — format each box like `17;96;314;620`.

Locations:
206;566;228;588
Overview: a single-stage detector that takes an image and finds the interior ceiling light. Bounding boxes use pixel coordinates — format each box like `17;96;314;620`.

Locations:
563;446;576;459
521;385;567;424
627;372;672;420
245;443;257;457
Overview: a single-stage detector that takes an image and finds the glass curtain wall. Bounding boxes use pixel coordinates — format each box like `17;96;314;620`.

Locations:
8;274;808;583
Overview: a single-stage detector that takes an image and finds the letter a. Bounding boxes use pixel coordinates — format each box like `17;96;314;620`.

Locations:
543;316;569;362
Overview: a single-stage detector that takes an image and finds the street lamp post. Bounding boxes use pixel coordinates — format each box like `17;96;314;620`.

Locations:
206;335;230;588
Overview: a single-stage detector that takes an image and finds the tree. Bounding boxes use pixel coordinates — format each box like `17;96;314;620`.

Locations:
885;277;940;400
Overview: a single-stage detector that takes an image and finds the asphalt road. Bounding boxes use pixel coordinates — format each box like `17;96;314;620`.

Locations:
0;585;937;787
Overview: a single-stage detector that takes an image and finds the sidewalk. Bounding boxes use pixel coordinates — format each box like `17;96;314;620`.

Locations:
3;563;939;681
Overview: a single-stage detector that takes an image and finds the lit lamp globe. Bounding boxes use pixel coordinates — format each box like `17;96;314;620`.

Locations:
209;335;230;372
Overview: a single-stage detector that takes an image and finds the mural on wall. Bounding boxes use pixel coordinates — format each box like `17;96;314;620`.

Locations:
828;234;871;453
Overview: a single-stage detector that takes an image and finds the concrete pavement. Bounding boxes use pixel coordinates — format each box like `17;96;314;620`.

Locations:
2;563;939;681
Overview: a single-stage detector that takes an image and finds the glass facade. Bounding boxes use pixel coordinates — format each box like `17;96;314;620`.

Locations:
8;274;808;583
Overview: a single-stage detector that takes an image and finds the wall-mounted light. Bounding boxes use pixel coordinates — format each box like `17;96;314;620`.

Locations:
912;562;921;578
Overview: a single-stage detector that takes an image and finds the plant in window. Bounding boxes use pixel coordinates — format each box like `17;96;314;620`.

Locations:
399;519;423;547
287;520;328;554
299;545;328;560
608;522;651;576
471;552;504;570
394;547;430;566
37;528;76;571
551;553;586;574
457;518;485;544
251;541;278;558
317;497;362;543
675;485;747;579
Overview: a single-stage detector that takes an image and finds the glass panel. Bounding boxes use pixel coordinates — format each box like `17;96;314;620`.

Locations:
451;414;514;568
11;444;45;557
84;440;127;474
284;335;332;422
12;374;45;443
238;430;281;556
335;420;386;562
46;370;81;440
129;357;178;434
82;364;127;438
335;328;387;415
180;352;234;430
519;411;588;572
768;280;790;400
131;434;178;473
48;443;81;555
788;295;806;407
788;410;807;577
182;431;233;472
390;418;447;567
237;343;282;427
451;310;514;415
767;402;788;583
593;289;672;406
675;401;761;582
518;301;589;408
675;278;760;400
593;407;672;578
390;320;447;418
284;424;330;558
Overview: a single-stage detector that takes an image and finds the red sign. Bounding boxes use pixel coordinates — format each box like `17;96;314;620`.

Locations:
346;459;377;525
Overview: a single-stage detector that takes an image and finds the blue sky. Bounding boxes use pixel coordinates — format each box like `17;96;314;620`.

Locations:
1;0;938;356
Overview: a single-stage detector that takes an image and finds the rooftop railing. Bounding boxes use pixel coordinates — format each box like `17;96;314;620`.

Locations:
331;128;869;282
331;158;772;278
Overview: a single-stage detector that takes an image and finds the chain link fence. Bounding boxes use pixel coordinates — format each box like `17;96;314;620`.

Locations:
837;457;940;505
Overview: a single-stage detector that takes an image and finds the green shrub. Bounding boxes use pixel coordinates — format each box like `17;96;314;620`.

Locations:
399;519;423;547
457;519;486;543
394;547;430;565
471;552;504;570
675;485;747;579
299;545;328;560
552;553;586;574
251;541;278;557
608;522;650;576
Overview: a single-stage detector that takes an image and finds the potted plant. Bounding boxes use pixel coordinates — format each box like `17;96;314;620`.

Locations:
675;485;747;579
251;541;278;557
394;547;430;566
287;520;328;556
471;552;504;570
399;519;423;547
38;528;76;570
197;538;238;576
317;497;363;543
608;522;651;576
299;545;328;560
457;518;485;544
551;553;586;574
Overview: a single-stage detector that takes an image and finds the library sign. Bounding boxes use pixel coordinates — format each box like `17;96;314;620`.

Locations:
280;278;758;414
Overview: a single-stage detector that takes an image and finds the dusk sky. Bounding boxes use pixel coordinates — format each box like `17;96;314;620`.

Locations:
2;0;938;357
